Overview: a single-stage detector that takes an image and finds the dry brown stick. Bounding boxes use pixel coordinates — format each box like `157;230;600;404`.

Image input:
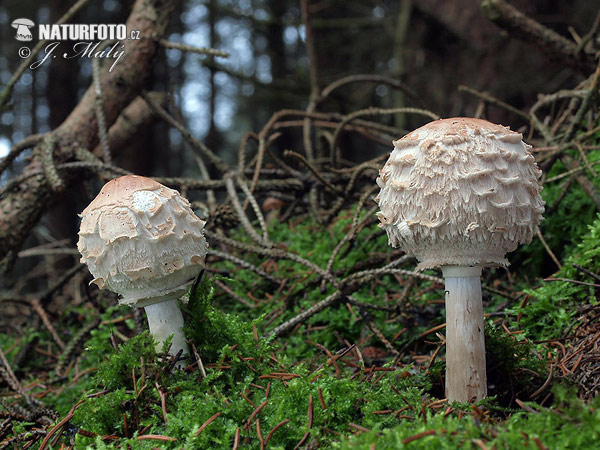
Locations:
154;176;303;192
319;74;418;105
237;131;259;173
159;39;229;57
301;0;320;163
331;107;439;164
204;229;335;285
31;298;66;350
264;419;290;447
195;155;217;212
458;85;531;122
544;159;600;183
91;92;167;160
195;412;222;436
574;142;598;177
544;277;600;288
546;177;574;215
273;118;398;145
572;263;600;283
559;154;600;209
561;64;600;144
256;419;264;449
236;175;271;245
141;91;228;173
249;109;339;196
577;11;600;53
190;341;207;378
215;279;255;309
283;150;340;194
208;249;280;284
530;365;554;399
536;229;561;270
0;162;131;199
530;89;587;119
357;306;400;356
232;427;241;450
481;0;595;73
321;202;378;291
92;58;111;165
224;173;265;247
0;347;36;406
268;291;343;338
155;382;168;426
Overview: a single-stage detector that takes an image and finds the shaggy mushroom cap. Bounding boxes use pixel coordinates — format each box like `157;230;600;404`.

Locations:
375;117;545;270
77;175;208;307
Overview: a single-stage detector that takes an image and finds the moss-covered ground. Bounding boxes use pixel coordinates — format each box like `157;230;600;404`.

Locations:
2;197;600;449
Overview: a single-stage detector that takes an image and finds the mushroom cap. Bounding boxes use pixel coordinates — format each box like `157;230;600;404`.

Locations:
77;175;208;307
11;18;34;28
262;197;284;212
375;117;545;270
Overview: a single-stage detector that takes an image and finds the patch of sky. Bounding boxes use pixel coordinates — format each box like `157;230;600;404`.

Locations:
0;136;10;158
373;6;385;19
283;26;298;46
37;6;50;22
182;3;208;25
215;91;234;130
256;54;272;83
298;24;306;42
254;8;268;21
103;0;120;13
1;113;13;126
181;77;210;137
169;128;183;148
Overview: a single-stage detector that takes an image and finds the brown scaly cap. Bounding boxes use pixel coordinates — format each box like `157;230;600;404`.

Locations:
81;175;166;214
375;117;545;270
77;175;208;307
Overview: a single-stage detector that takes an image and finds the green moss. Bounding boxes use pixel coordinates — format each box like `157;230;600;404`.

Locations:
13;204;597;449
512;213;600;341
340;387;600;449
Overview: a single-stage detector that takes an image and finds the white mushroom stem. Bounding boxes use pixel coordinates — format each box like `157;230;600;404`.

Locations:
442;265;487;402
144;299;189;361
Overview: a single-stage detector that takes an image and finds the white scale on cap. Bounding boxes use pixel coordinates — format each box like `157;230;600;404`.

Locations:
132;190;159;212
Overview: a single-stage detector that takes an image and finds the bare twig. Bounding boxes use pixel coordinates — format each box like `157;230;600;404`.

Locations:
159;40;229;57
92;58;111;165
458;85;531;122
141;91;228;173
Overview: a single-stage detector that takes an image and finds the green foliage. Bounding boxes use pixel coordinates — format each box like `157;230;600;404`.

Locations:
512;213;600;340
484;324;549;402
13;205;597;449
339;387;600;449
518;146;600;274
182;273;272;363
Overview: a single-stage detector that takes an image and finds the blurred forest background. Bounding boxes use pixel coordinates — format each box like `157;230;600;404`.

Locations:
1;0;598;254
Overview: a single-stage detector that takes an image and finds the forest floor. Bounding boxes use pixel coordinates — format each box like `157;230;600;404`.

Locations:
1;199;600;449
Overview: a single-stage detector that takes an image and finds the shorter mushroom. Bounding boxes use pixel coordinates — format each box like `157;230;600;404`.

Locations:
262;197;285;225
11;18;34;41
77;175;208;361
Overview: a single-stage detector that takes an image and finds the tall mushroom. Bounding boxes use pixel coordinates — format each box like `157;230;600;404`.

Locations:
77;175;208;360
375;118;544;402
